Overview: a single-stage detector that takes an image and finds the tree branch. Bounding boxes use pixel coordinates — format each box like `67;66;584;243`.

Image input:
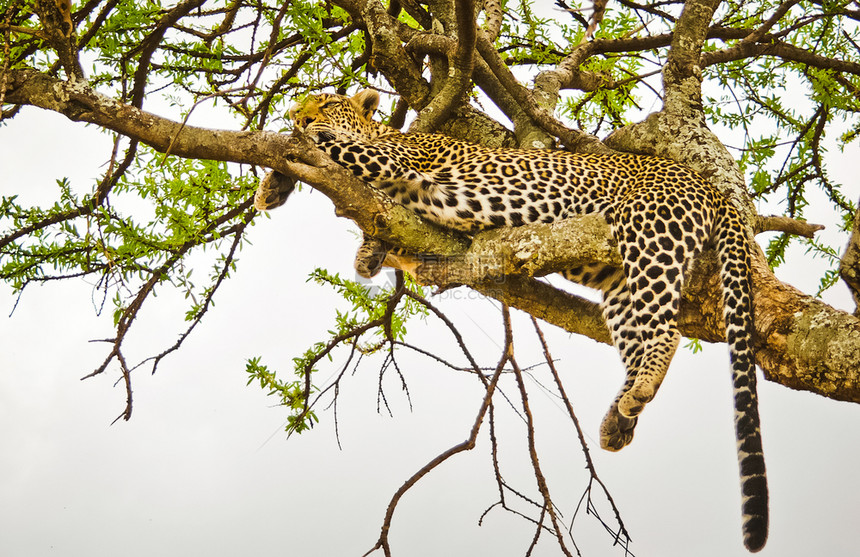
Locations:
363;299;508;557
662;0;721;111
754;215;825;237
476;35;610;153
126;0;207;108
702;38;860;76
409;0;476;132
335;0;431;109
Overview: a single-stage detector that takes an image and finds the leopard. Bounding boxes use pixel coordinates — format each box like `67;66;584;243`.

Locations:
263;88;769;552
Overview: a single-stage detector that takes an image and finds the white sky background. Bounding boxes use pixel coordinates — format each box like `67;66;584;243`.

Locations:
2;10;860;557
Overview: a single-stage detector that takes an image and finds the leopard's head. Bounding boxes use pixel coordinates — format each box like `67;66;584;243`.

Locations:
290;89;380;141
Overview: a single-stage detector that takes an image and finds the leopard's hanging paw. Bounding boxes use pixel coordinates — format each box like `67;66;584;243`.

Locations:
599;403;638;452
354;236;391;279
254;171;296;211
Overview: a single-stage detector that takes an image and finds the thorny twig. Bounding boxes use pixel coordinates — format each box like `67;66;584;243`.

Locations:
530;316;633;554
289;271;412;433
363;303;512;557
82;199;256;422
480;402;552;529
508;309;575;557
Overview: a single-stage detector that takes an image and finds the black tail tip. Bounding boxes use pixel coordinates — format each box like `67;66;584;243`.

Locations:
743;519;768;553
744;536;767;553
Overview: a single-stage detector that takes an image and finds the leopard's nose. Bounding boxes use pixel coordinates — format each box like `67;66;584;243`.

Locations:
294;116;313;130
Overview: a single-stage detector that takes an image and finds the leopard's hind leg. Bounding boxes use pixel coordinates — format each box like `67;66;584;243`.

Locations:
611;244;686;422
608;189;708;424
562;265;643;451
564;254;683;450
598;276;647;450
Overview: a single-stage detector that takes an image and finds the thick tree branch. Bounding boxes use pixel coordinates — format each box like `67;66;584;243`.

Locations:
334;0;431;109
481;0;504;41
473;276;611;345
403;31;538;146
474;35;607;153
409;0;476;132
532;41;607;105
32;0;83;80
4;68;467;257
662;0;721;111
413;222;860;404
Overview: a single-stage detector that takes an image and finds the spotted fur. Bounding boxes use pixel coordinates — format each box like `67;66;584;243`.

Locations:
282;89;768;552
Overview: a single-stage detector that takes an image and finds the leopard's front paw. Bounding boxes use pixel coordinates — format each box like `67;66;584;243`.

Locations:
254;171;296;211
354;236;391;279
354;251;388;279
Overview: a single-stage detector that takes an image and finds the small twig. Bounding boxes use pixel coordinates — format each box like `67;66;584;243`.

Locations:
403;289;485;377
0;23;49;41
290;273;414;434
111;350;133;424
332;339;361;449
138;214;254;375
82;197;256;382
160;86;251;165
392;340;484;373
480;403;554;531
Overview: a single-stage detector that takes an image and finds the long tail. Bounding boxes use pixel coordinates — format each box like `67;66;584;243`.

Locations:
714;204;768;552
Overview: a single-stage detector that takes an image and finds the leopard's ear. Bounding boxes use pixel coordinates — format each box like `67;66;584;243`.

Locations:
351;89;380;121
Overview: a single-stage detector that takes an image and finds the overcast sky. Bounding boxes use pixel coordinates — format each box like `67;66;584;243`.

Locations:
2;89;859;557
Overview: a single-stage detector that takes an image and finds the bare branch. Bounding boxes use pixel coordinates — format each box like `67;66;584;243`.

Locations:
754;215;825;238
530;316;632;550
509;312;575;557
363;301;508;557
703;38;860;76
